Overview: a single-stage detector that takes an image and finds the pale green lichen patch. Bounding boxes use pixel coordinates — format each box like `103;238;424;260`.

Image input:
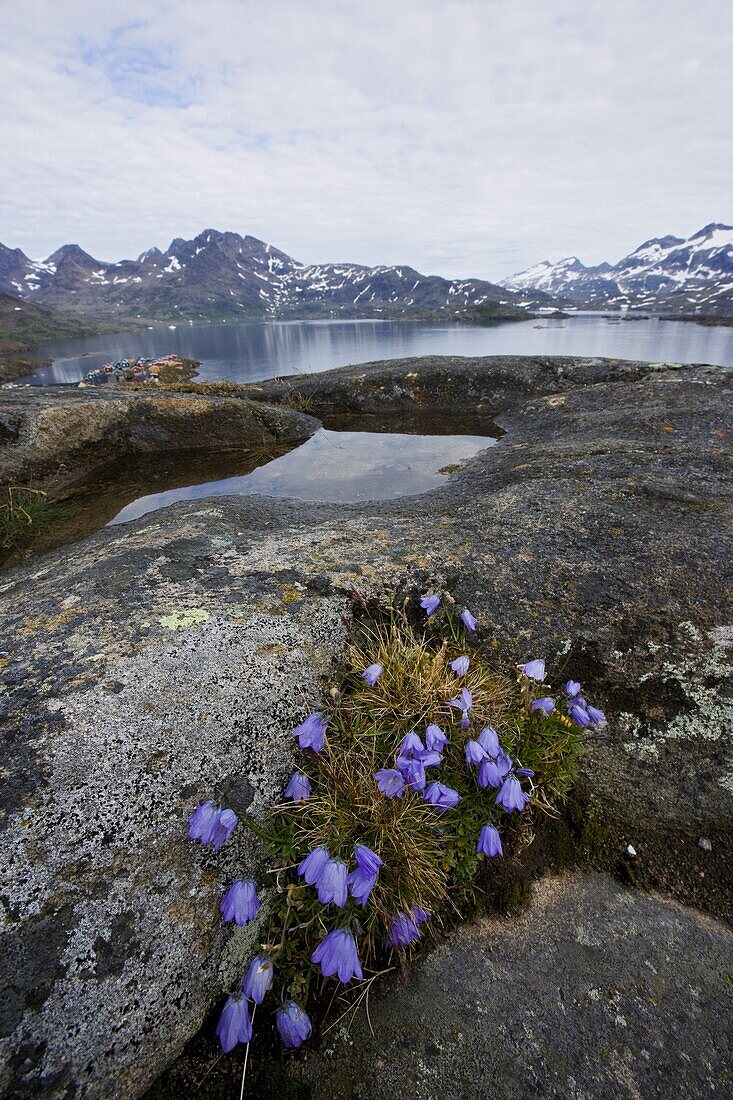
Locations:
159;608;212;631
623;623;733;782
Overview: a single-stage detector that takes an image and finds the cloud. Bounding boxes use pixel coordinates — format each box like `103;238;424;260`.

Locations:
1;0;731;279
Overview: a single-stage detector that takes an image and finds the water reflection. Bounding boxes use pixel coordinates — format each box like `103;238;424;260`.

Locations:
26;315;733;386
110;428;498;523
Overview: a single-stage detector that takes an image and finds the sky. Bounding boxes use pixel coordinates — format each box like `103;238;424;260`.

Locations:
1;0;731;281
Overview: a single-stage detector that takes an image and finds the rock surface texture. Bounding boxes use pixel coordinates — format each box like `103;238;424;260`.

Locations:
0;356;731;1098
294;872;733;1099
0;385;318;489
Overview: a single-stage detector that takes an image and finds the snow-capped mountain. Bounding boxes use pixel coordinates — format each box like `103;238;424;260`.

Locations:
502;223;733;315
0;230;534;324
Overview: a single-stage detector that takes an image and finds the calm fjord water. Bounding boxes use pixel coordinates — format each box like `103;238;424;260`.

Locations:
28;315;733;385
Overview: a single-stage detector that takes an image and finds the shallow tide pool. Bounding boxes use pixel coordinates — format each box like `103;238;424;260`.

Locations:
109;429;498;523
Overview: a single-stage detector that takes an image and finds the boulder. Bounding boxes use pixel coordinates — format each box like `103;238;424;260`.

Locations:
0;357;731;1096
294;872;733;1099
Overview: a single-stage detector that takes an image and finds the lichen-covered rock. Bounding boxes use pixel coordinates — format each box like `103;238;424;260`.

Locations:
293;872;733;1099
0;357;731;1097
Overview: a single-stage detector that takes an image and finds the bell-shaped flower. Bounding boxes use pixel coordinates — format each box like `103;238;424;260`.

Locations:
298;845;330;885
425;723;448;751
478;752;512;789
478;726;501;757
400;731;425;758
311;928;363;983
221;880;260;925
519;659;546;682
416;749;443;768
284;771;311;802
362;663;383;687
375;768;406;798
397;756;427;791
276;1000;312;1049
460;608;477;632
242;955;274;1004
354;844;383;876
421;593;440;616
476;823;503;858
188;801;218;843
586;704;606;725
496;774;530;813
188;801;238;850
450;655;470;676
565;680;581;698
293;712;327;752
531;696;555;716
465;739;487;766
316;857;348;907
212;809;238;850
449;687;473;728
348;867;378;905
517;767;535;777
388;911;422;947
569;702;592;727
424;781;461;811
216;994;252;1053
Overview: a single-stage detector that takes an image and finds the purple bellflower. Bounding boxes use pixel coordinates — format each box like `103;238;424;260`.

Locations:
496;774;530;813
531;696;555;716
450;655;470;676
317;857;348;907
298;846;330;885
293;712;327;752
416;749;443;768
221;880;260;925
348;867;378;905
569;703;592;728
362;663;383;687
388;912;421;947
311;928;363;983
519;659;546;682
216;994;253;1053
188;801;238;850
397;756;427;791
242;955;274;1004
477;823;503;858
449;687;473;728
478;752;512;789
425;723;448;751
424;781;461;811
565;680;581;698
276;1000;312;1049
586;704;606;725
284;771;311;802
211;809;238;850
460;608;477;632
478;726;501;757
465;739;488;765
375;768;406;798
421;593;441;616
400;731;425;758
354;844;383;875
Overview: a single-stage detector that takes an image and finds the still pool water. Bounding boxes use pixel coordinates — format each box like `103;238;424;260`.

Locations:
26;314;733;386
109;428;498;523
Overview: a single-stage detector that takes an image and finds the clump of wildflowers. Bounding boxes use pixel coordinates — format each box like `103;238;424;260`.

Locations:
189;593;604;1059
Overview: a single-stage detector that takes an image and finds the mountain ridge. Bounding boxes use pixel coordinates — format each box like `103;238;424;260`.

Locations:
501;223;733;315
0;229;538;325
